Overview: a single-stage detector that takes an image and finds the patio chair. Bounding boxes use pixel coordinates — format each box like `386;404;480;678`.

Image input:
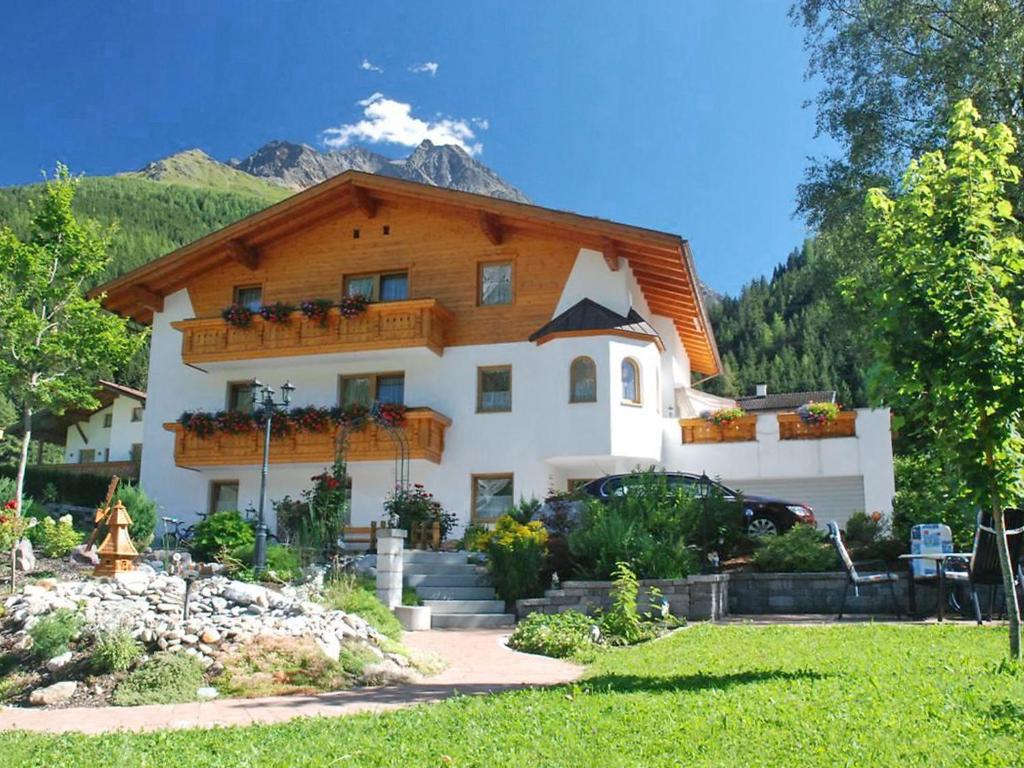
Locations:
936;508;1024;625
827;521;901;620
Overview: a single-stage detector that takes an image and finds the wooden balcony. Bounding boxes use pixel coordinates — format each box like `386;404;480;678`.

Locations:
171;299;453;365
680;415;757;444
778;411;857;440
162;407;452;468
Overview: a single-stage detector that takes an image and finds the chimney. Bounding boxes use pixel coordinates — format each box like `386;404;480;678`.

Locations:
755;383;768;398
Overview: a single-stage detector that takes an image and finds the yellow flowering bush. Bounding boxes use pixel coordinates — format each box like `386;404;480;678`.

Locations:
481;515;548;604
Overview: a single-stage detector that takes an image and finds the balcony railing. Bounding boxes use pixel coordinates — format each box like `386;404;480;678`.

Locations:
171;299;453;365
777;411;857;440
163;407;452;468
680;415;757;444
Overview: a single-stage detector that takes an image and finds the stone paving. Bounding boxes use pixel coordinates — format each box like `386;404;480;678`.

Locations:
0;629;583;734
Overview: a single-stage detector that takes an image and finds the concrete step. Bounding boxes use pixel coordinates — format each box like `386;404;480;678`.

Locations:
422;599;506;615
401;563;482;576
405;573;493;588
416;586;497;601
431;612;516;629
403;551;469;566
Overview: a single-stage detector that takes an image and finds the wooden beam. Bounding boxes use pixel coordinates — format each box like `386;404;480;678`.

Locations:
602;238;621;271
352;186;378;218
478;211;504;246
226;239;259;271
126;284;164;313
75;423;89;445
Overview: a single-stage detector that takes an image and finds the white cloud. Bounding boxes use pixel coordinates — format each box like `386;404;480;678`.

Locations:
321;93;485;156
359;58;383;73
409;61;439;77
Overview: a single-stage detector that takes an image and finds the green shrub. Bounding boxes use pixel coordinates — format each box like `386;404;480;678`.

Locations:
479;515;548;604
27;515;83;557
112;653;205;706
461;522;490;552
191;510;254;561
567;469;734;580
228;542;301;583
29;609;84;659
0;466;110;507
113;483;158;547
383;484;458;540
91;629;143;673
891;452;975;550
752;525;838;573
508;610;597;659
322;574;402;641
507;496;542;524
600;562;646;645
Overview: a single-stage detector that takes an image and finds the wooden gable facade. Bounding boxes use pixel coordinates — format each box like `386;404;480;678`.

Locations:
95;172;721;374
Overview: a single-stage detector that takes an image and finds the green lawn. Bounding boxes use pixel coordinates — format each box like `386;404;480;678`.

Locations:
2;624;1023;767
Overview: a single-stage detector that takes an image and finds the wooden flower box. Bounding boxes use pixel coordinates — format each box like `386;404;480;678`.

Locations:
777;411;857;440
679;415;758;444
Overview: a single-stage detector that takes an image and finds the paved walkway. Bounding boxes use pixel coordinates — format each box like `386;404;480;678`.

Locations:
0;630;583;734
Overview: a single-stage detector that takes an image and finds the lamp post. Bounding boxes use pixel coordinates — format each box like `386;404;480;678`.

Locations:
696;471;714;573
251;378;295;574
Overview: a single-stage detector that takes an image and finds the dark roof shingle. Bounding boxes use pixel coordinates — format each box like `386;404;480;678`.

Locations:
528;298;661;343
736;390;837;412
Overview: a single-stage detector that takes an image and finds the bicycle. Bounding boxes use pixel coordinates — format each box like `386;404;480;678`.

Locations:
159;516;196;553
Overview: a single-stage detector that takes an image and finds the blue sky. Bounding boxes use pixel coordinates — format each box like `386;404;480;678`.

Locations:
1;1;833;295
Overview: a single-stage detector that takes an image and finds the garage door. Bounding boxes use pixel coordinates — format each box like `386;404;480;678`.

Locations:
722;476;866;529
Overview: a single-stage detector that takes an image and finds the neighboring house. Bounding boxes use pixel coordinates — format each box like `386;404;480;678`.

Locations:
16;380;146;479
93;171;894;531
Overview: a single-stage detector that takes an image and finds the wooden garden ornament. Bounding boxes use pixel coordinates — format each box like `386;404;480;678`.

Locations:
94;500;138;576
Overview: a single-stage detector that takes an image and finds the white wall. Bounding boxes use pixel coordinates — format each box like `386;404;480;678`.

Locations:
135;247;896;537
63;394;144;463
660;407;896;525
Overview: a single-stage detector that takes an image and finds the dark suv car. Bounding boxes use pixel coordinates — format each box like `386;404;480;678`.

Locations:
575;472;816;537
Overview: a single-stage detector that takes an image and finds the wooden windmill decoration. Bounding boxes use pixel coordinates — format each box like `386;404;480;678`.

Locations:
94;500;138;576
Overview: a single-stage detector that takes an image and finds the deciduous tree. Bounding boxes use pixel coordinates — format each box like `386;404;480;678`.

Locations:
865;101;1024;656
0;166;145;513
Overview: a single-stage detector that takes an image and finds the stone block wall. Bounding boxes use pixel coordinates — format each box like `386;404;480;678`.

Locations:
727;571;908;615
516;575;728;622
516;571;912;621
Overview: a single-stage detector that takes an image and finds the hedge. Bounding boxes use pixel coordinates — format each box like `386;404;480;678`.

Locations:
0;465;114;507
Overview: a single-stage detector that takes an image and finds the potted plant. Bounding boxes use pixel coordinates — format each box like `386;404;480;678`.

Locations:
338;293;370;318
258;301;296;323
300;298;334;326
221;303;254;327
797;401;840;425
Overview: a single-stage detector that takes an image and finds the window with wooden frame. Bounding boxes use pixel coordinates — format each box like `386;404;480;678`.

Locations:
478;261;513;306
472;474;514;521
477;365;512;412
210;480;240;514
233;284;263;312
569;356;597;403
227;381;256;413
621;358;641;404
79;449;96;464
339;373;405;407
131;406;144;422
102;412;113;428
130;443;143;464
343;271;409;302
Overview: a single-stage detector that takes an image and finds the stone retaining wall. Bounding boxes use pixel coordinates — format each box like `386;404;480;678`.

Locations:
728;571;908;615
517;571;910;621
516;574;729;621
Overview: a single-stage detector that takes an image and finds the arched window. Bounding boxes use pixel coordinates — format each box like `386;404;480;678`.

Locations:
621;358;641;404
569;356;597;403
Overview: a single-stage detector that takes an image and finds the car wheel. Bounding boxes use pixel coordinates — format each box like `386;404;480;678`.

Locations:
747;516;779;537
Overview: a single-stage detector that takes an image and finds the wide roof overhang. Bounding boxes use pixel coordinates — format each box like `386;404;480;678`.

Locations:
92;171;721;375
